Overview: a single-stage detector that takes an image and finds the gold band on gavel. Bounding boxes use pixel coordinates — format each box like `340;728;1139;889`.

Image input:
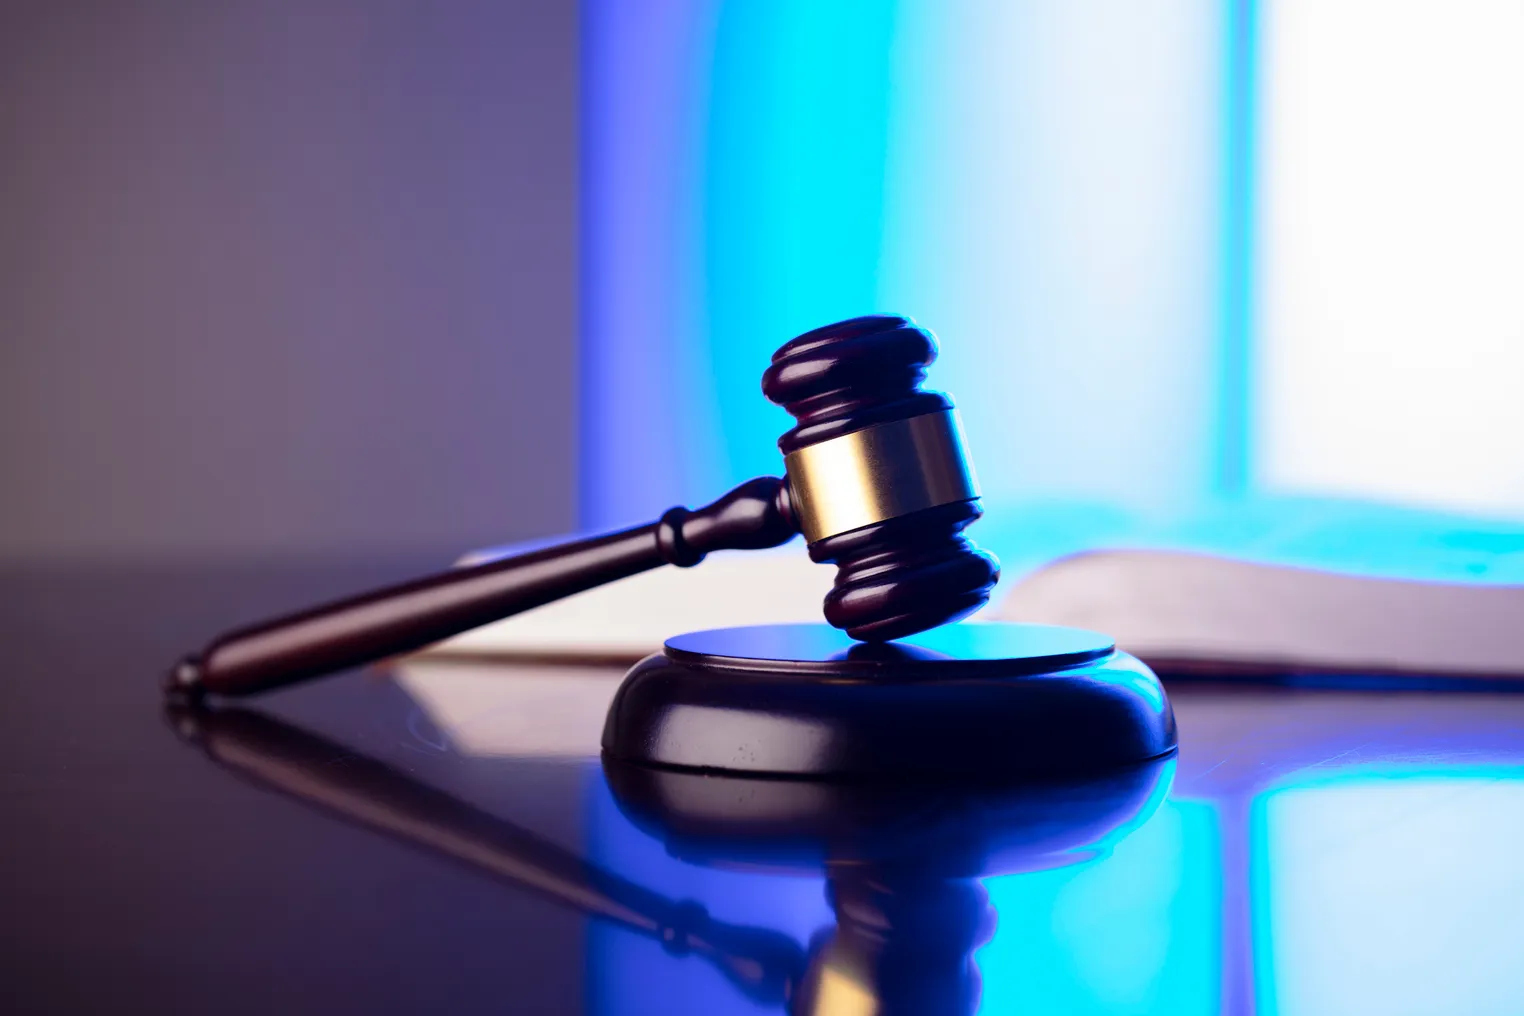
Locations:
784;409;981;543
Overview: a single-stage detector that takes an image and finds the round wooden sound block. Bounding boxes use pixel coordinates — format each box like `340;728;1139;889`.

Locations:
601;623;1176;778
603;753;1175;875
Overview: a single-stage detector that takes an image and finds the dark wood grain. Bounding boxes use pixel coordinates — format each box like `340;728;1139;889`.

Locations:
762;314;953;453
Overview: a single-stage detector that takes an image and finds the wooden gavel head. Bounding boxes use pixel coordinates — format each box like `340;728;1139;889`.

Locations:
763;315;1000;641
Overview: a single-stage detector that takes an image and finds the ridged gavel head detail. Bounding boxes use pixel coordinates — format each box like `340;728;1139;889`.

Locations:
762;315;1000;642
762;314;951;453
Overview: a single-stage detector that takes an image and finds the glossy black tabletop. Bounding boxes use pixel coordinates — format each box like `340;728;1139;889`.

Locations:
3;562;1523;1014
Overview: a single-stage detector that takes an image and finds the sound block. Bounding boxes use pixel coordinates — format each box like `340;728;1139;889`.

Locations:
603;753;1174;875
601;623;1176;778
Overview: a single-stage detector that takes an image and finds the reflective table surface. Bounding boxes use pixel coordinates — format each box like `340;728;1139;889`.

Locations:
3;563;1522;1014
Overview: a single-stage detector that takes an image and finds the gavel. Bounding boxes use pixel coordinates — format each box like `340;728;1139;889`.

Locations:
168;315;1001;700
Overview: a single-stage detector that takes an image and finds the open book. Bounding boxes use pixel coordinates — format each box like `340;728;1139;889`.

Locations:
417;543;1524;682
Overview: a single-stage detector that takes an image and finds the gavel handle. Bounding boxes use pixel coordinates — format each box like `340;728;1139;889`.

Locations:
167;476;796;699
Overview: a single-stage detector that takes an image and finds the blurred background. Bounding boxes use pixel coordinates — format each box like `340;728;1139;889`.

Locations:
3;8;1522;1014
3;0;1521;578
1;1;577;563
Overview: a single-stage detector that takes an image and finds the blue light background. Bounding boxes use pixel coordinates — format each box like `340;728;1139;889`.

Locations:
583;0;1225;529
580;0;1524;584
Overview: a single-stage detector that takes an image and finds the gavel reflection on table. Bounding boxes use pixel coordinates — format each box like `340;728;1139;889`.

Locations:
171;703;1173;1015
169;316;1174;778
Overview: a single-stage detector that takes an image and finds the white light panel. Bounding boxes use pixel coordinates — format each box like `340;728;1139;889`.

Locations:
1260;775;1524;1016
1256;0;1524;517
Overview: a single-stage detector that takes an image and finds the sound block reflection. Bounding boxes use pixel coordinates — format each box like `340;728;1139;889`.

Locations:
601;623;1177;778
603;754;1175;1016
603;753;1173;876
167;700;1173;1016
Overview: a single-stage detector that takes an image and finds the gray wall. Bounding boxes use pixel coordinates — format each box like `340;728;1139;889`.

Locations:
0;0;578;561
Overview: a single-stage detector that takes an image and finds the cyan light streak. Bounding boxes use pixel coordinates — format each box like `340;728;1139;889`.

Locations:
1216;0;1259;496
1252;767;1524;1016
702;0;896;489
582;0;1228;530
979;799;1221;1015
